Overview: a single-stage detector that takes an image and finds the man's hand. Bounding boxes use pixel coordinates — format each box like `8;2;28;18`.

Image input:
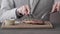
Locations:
17;5;30;15
51;2;60;13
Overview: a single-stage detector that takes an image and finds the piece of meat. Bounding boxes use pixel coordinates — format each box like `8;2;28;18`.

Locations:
23;20;44;25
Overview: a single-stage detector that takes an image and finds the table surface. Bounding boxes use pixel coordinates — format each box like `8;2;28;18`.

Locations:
0;22;60;34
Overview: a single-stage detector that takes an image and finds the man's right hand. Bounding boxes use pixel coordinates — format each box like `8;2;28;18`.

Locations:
17;5;30;16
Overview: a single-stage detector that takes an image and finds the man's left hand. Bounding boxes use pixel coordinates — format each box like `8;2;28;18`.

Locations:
51;2;60;13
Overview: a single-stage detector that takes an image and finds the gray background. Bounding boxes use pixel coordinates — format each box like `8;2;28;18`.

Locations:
0;0;60;34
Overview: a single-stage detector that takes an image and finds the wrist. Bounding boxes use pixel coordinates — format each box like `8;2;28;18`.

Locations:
16;9;23;18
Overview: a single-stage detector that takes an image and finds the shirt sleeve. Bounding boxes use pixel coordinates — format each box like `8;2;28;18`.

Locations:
0;0;18;22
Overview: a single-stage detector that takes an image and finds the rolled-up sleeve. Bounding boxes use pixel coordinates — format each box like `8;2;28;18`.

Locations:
0;0;17;22
0;8;17;22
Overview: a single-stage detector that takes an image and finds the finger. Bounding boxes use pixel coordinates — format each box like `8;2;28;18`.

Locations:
25;5;30;14
51;2;57;13
22;6;28;15
24;9;29;15
59;3;60;11
56;2;60;11
59;2;60;11
25;11;28;15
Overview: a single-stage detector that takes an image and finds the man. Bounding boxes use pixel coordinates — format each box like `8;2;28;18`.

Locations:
0;0;60;22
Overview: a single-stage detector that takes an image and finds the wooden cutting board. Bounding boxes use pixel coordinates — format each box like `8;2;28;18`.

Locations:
1;21;53;29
